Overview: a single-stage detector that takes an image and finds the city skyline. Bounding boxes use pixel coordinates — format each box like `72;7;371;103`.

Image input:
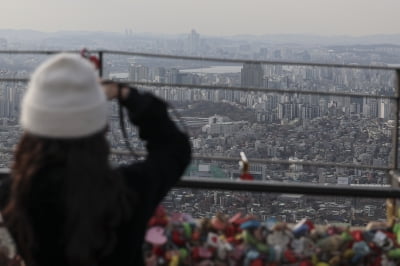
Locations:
1;0;400;37
0;29;397;228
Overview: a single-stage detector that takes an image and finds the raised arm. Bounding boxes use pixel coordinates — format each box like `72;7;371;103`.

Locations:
107;84;191;217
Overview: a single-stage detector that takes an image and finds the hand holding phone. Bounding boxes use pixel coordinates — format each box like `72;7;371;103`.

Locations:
101;80;130;100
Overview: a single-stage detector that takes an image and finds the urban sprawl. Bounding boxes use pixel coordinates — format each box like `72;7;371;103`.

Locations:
1;30;400;225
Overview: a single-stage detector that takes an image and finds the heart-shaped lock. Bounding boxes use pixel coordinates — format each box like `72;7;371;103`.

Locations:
145;226;167;245
207;232;220;248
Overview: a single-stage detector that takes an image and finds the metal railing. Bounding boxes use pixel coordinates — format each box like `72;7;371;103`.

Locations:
0;49;400;200
0;170;398;199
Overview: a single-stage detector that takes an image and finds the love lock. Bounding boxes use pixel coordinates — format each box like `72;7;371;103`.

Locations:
145;226;167;246
207;232;220;248
267;229;292;247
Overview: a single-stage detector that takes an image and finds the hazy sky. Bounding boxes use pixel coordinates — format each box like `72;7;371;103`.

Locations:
1;0;400;36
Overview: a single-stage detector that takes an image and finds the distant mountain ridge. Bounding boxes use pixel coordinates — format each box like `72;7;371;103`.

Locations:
1;29;400;46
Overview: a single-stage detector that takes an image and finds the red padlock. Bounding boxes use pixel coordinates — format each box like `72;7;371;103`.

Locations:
172;230;185;246
298;260;313;266
192;229;201;242
284;249;297;263
250;258;263;266
148;205;168;227
304;220;315;231
191;246;200;261
152;245;164;257
351;230;364;242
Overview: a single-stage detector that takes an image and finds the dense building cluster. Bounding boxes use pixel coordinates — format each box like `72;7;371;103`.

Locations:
0;30;399;224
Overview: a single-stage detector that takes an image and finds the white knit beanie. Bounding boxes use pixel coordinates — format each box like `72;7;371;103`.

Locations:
20;53;107;138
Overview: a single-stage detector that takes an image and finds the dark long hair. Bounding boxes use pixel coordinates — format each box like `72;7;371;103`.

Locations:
3;131;132;266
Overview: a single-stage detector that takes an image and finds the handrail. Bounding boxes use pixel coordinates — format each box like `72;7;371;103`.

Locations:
0;49;398;71
0;78;395;100
0;170;397;198
117;81;398;99
177;177;398;199
0;50;80;55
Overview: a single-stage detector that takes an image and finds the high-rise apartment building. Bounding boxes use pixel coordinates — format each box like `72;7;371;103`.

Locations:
0;38;7;49
128;64;149;82
241;63;264;88
187;29;200;55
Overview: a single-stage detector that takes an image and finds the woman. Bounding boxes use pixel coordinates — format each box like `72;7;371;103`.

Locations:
0;54;191;266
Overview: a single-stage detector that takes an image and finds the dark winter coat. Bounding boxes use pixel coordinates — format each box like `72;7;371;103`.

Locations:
0;89;192;266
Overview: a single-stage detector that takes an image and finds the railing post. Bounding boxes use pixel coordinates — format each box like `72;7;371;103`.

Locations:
388;69;400;226
98;51;104;78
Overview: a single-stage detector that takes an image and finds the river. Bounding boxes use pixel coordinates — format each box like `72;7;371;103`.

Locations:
180;65;242;74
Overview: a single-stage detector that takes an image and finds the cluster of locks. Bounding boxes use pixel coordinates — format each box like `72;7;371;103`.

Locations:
143;205;400;266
